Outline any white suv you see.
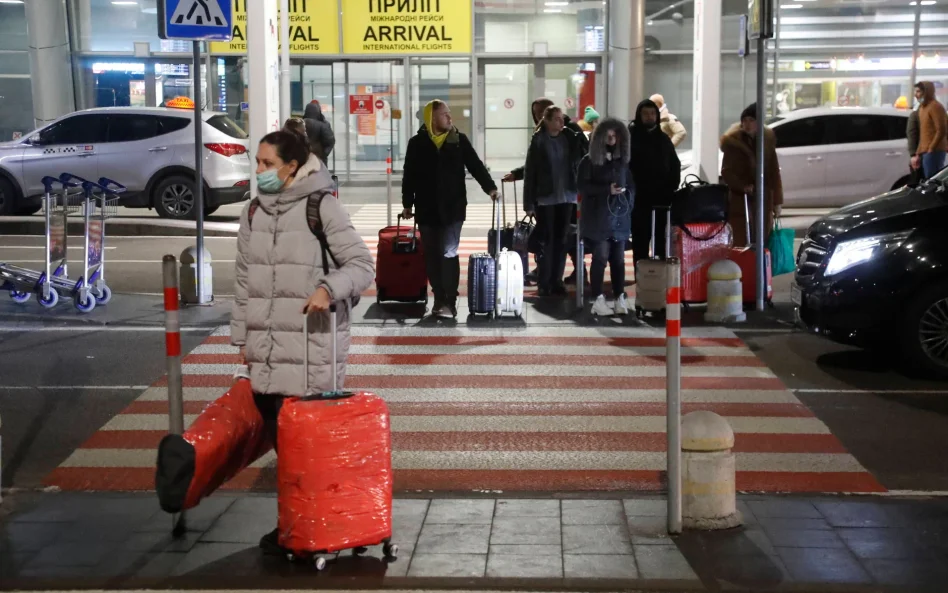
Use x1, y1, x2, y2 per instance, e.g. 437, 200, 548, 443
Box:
0, 107, 251, 219
679, 107, 913, 208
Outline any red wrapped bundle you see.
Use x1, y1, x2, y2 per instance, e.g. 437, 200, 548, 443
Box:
673, 222, 734, 303
277, 391, 393, 554
156, 378, 272, 513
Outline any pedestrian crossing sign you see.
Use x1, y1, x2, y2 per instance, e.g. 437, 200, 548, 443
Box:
158, 0, 233, 42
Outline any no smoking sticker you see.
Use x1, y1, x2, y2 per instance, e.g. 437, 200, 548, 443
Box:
504, 98, 514, 109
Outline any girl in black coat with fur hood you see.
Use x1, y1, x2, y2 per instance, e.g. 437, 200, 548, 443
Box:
578, 118, 633, 316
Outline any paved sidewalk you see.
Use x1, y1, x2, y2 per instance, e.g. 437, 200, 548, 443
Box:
2, 491, 947, 591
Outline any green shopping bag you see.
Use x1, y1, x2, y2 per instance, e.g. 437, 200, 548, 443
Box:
768, 220, 796, 276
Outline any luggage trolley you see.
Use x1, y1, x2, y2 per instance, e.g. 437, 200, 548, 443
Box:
0, 175, 83, 308
58, 174, 125, 312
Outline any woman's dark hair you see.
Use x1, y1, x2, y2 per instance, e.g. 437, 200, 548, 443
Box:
282, 117, 308, 145
260, 130, 310, 171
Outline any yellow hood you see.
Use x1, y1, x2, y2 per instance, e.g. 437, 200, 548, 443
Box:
424, 100, 449, 149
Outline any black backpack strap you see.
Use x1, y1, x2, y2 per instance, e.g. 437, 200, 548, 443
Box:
306, 190, 339, 275
677, 221, 728, 242
247, 198, 260, 229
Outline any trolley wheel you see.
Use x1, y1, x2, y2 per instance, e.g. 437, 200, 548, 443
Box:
314, 556, 327, 571
74, 293, 97, 313
383, 542, 398, 559
93, 285, 112, 305
377, 288, 386, 303
352, 546, 368, 556
10, 290, 31, 304
38, 287, 59, 309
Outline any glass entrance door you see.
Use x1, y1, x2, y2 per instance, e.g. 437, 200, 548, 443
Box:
479, 59, 602, 174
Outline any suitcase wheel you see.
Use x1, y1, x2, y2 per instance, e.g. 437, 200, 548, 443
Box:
285, 553, 327, 570
383, 541, 399, 559
353, 546, 368, 556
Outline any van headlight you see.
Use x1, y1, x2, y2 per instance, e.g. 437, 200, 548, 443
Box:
824, 232, 912, 277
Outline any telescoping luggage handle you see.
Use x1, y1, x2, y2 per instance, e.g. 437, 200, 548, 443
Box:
649, 205, 672, 260
393, 213, 417, 253
302, 306, 354, 401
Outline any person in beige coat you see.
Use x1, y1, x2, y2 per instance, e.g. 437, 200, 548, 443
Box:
231, 130, 374, 551
649, 94, 688, 148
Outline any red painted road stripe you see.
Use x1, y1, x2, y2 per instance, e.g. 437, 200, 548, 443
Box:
182, 353, 765, 367
203, 335, 746, 347
121, 400, 812, 418
161, 375, 785, 390
43, 467, 886, 493
78, 429, 844, 454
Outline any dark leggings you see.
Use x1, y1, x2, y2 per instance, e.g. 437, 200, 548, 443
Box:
420, 222, 463, 307
535, 203, 573, 290
254, 393, 283, 452
588, 238, 626, 299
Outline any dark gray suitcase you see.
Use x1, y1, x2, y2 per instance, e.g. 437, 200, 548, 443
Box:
467, 253, 496, 315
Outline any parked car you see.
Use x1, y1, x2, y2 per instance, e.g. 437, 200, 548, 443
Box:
792, 168, 948, 377
678, 107, 913, 208
0, 106, 251, 219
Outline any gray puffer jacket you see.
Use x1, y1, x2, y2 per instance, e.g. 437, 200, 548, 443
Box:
231, 155, 374, 396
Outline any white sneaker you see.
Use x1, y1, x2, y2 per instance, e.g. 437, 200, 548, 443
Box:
591, 294, 613, 316
614, 293, 630, 316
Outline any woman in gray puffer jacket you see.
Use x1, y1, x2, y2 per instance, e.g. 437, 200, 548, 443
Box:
231, 130, 374, 399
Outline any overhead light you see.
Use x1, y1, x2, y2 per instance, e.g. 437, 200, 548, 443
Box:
780, 3, 803, 7
545, 1, 569, 5
910, 1, 936, 4
111, 1, 138, 5
0, 1, 25, 4
544, 8, 563, 12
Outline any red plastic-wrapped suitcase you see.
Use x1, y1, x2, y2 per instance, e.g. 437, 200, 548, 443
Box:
727, 194, 773, 303
155, 372, 272, 513
277, 307, 396, 569
672, 222, 734, 303
376, 215, 427, 303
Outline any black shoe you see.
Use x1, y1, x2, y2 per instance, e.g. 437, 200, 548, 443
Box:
537, 287, 552, 298
551, 283, 569, 297
431, 299, 444, 317
259, 527, 283, 555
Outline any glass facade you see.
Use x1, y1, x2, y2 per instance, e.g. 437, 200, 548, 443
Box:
0, 1, 33, 141
1, 0, 941, 178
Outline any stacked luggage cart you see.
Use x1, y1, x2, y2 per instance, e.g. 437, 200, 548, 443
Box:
0, 173, 125, 313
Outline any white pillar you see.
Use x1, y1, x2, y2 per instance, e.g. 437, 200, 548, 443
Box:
25, 0, 75, 126
247, 0, 281, 197
608, 0, 645, 123
692, 0, 722, 182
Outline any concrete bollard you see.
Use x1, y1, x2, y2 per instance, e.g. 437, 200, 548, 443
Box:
179, 246, 213, 305
704, 259, 746, 323
681, 410, 743, 530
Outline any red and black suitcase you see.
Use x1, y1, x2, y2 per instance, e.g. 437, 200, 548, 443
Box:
672, 222, 734, 303
376, 215, 427, 303
276, 307, 396, 570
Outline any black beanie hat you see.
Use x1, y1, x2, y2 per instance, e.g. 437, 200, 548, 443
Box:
740, 103, 758, 121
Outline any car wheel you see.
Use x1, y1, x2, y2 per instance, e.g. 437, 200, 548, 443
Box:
154, 175, 197, 220
0, 177, 17, 216
901, 281, 948, 378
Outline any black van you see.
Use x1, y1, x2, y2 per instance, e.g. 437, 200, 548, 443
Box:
792, 168, 948, 377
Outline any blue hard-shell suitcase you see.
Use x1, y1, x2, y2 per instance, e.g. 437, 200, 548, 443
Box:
467, 253, 496, 315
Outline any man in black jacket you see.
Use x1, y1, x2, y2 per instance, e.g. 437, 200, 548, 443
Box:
629, 98, 680, 264
402, 100, 498, 318
303, 100, 335, 163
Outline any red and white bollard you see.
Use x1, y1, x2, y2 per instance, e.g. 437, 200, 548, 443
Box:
162, 254, 187, 534
666, 258, 682, 534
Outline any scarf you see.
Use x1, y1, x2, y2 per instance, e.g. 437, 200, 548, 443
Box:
424, 100, 449, 149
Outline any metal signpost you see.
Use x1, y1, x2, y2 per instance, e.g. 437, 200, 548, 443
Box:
748, 0, 774, 312
158, 0, 233, 305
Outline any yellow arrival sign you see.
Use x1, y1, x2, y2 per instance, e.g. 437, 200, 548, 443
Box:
343, 0, 472, 54
208, 0, 339, 55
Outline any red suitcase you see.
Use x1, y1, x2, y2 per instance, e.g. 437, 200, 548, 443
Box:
727, 194, 773, 303
277, 308, 396, 569
156, 372, 272, 513
672, 222, 733, 303
376, 215, 427, 303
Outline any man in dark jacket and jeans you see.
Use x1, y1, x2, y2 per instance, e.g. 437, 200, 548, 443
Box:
402, 99, 498, 318
303, 100, 335, 163
629, 98, 680, 264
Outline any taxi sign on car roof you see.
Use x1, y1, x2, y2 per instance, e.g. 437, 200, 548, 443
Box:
166, 96, 195, 109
